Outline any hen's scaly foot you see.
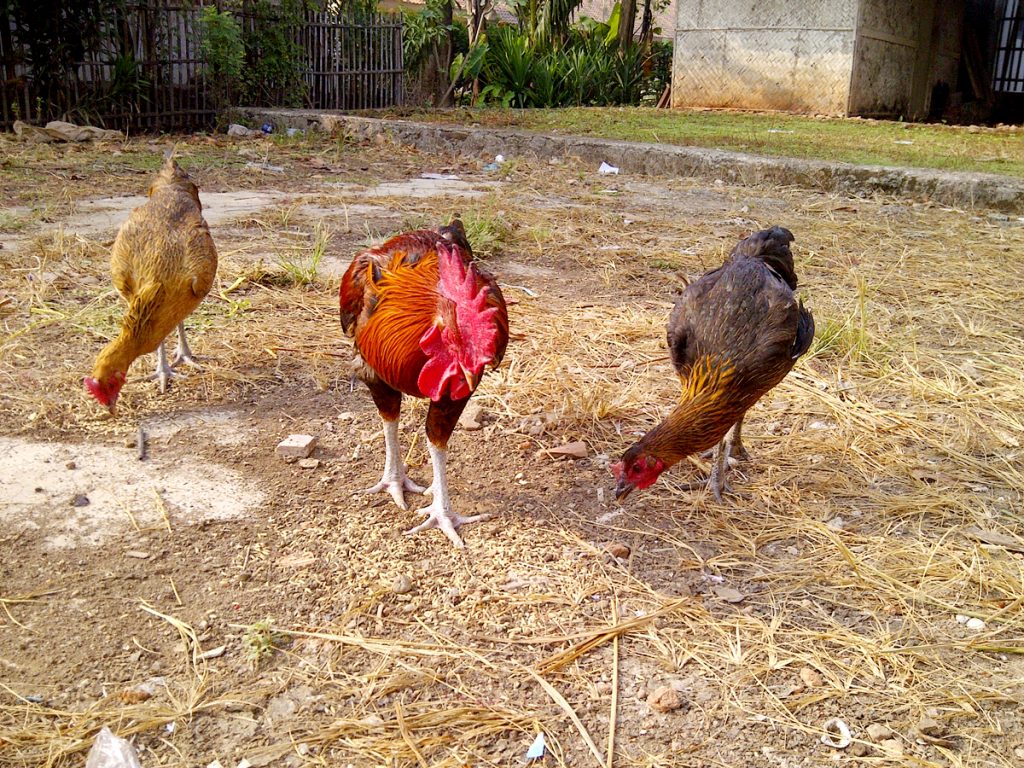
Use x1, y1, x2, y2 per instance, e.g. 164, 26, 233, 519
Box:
149, 344, 178, 394
405, 498, 489, 549
363, 474, 426, 511
171, 349, 201, 370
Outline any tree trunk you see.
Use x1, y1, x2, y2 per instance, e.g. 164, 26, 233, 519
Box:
617, 0, 637, 51
439, 0, 454, 106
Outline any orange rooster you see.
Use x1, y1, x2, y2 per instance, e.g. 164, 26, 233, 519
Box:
612, 226, 814, 501
340, 218, 509, 547
85, 156, 217, 413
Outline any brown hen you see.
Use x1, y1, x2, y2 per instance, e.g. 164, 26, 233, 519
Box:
612, 226, 814, 501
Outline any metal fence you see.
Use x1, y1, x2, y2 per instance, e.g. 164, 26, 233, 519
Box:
0, 1, 403, 132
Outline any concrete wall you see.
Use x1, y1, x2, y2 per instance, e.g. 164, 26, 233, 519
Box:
577, 0, 677, 40
671, 0, 858, 114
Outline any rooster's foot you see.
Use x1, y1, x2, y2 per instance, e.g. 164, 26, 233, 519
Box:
405, 500, 489, 549
679, 475, 747, 504
149, 343, 181, 394
363, 475, 426, 511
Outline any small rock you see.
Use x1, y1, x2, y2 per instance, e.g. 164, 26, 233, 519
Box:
545, 441, 588, 460
595, 681, 613, 696
65, 461, 76, 470
809, 420, 831, 430
297, 458, 320, 469
849, 742, 870, 757
826, 516, 845, 531
604, 542, 630, 560
277, 434, 317, 459
125, 550, 150, 559
955, 614, 969, 624
458, 403, 485, 431
647, 685, 683, 713
712, 585, 745, 603
391, 574, 413, 595
70, 494, 90, 507
879, 738, 903, 756
799, 667, 823, 688
965, 617, 985, 631
916, 716, 944, 738
866, 723, 889, 741
124, 435, 137, 447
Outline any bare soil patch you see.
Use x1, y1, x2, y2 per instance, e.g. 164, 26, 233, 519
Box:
1, 130, 1023, 768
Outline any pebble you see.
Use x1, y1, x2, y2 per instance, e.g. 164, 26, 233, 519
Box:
276, 434, 317, 459
125, 550, 150, 559
391, 574, 413, 595
595, 681, 613, 696
712, 585, 745, 603
458, 404, 485, 431
604, 542, 630, 560
647, 685, 684, 713
298, 458, 320, 469
916, 715, 944, 737
879, 738, 903, 756
866, 723, 889, 741
65, 461, 76, 470
544, 441, 589, 459
799, 667, 823, 688
70, 494, 90, 507
966, 617, 985, 630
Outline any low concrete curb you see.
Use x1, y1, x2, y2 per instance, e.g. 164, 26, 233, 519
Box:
243, 108, 1024, 214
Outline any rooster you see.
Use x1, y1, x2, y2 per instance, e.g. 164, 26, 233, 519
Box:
340, 218, 509, 548
612, 226, 814, 501
85, 156, 217, 414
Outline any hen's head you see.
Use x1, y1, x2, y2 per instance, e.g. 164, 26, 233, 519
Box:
418, 243, 500, 401
84, 370, 126, 415
611, 445, 667, 501
149, 156, 201, 207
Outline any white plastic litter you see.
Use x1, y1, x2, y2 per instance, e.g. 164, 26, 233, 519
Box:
598, 161, 619, 175
85, 727, 142, 768
526, 732, 546, 759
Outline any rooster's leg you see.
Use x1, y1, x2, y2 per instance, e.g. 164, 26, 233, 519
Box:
362, 381, 425, 510
171, 322, 200, 369
406, 441, 487, 549
406, 397, 488, 548
363, 417, 426, 510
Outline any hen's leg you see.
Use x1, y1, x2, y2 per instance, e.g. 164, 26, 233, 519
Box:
407, 397, 487, 548
701, 418, 750, 462
724, 417, 750, 462
362, 380, 425, 510
171, 322, 200, 369
150, 341, 174, 394
680, 440, 742, 502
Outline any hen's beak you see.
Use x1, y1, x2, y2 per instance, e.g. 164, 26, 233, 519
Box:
461, 365, 480, 392
107, 400, 118, 417
614, 479, 634, 501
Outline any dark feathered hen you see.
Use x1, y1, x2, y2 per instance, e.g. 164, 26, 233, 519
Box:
612, 226, 814, 501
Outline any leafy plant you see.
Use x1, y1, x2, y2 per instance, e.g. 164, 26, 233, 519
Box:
242, 618, 286, 666
198, 5, 244, 108
276, 221, 330, 286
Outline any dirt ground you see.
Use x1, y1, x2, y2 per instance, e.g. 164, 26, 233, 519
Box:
1, 129, 1023, 768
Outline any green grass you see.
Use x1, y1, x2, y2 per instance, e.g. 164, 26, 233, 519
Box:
386, 107, 1024, 178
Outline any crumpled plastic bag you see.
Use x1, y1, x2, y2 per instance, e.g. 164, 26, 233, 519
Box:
85, 727, 142, 768
13, 119, 122, 143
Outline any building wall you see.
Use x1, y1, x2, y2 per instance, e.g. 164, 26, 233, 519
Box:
576, 0, 677, 40
671, 0, 858, 114
848, 0, 964, 118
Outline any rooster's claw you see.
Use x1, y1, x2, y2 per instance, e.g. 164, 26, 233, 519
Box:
364, 475, 426, 511
405, 501, 490, 549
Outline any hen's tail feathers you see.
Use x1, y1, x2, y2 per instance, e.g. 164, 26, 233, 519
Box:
791, 301, 815, 360
732, 226, 798, 289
